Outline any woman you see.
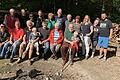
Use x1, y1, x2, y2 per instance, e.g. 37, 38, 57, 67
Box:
81, 15, 93, 59
42, 22, 63, 60
47, 13, 56, 30
91, 18, 100, 58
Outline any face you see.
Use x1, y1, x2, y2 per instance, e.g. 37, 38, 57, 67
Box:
75, 18, 79, 22
57, 9, 62, 17
21, 9, 26, 15
74, 31, 78, 37
84, 15, 89, 22
0, 27, 5, 32
9, 9, 15, 16
29, 14, 33, 19
38, 11, 42, 17
68, 24, 74, 32
42, 22, 47, 28
54, 23, 59, 30
94, 20, 99, 26
32, 28, 37, 33
101, 13, 107, 20
67, 15, 72, 21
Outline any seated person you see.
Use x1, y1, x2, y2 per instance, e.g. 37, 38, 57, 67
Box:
38, 21, 50, 60
69, 31, 79, 55
15, 20, 33, 64
1, 21, 24, 63
0, 24, 10, 58
42, 23, 63, 60
23, 27, 40, 56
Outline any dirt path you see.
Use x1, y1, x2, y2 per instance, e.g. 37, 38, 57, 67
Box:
0, 55, 120, 80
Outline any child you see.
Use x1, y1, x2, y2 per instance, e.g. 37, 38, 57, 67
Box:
68, 31, 79, 65
23, 27, 40, 55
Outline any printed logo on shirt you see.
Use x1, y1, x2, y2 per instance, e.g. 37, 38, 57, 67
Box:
100, 23, 107, 28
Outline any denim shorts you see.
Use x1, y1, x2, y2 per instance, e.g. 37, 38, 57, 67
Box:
98, 37, 109, 48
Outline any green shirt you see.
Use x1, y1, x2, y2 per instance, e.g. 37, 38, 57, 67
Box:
64, 29, 73, 41
47, 20, 56, 30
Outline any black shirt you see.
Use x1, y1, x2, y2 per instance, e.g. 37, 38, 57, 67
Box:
99, 19, 112, 37
38, 27, 50, 41
92, 25, 99, 41
0, 31, 10, 43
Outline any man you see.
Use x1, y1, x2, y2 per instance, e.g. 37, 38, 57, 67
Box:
98, 13, 113, 61
55, 8, 66, 31
0, 24, 10, 58
38, 21, 50, 60
65, 14, 72, 32
4, 8, 19, 33
61, 23, 77, 66
15, 20, 33, 64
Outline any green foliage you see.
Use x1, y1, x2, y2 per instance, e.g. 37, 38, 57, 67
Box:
0, 0, 120, 23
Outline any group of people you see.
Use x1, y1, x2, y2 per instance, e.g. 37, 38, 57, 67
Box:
0, 8, 113, 67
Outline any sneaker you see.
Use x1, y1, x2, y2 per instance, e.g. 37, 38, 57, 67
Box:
55, 56, 58, 60
10, 58, 14, 63
103, 57, 107, 61
15, 58, 21, 64
85, 56, 89, 60
28, 60, 31, 66
90, 55, 94, 58
70, 60, 73, 65
36, 52, 40, 55
98, 55, 103, 59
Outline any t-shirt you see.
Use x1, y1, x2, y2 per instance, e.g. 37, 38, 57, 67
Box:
73, 23, 81, 34
0, 31, 10, 43
38, 27, 50, 41
54, 30, 60, 42
99, 19, 112, 37
55, 16, 66, 30
81, 23, 92, 36
92, 25, 99, 41
47, 20, 56, 30
11, 28, 24, 40
64, 29, 74, 41
24, 27, 32, 42
29, 32, 40, 42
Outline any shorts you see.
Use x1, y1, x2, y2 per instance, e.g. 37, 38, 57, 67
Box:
98, 37, 109, 48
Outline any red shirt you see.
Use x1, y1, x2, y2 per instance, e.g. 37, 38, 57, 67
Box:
49, 29, 63, 44
11, 28, 24, 40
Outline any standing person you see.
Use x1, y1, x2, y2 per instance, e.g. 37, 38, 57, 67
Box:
98, 13, 113, 61
61, 23, 77, 66
42, 23, 64, 60
19, 9, 28, 28
15, 20, 33, 64
4, 8, 19, 33
0, 24, 10, 58
73, 16, 81, 34
36, 10, 44, 28
55, 8, 66, 30
47, 13, 56, 30
65, 14, 72, 32
29, 13, 35, 26
90, 18, 100, 58
38, 21, 50, 60
81, 15, 93, 59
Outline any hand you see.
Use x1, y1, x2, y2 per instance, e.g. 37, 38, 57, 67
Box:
109, 36, 112, 40
54, 42, 57, 46
9, 41, 13, 44
39, 41, 42, 44
70, 42, 74, 46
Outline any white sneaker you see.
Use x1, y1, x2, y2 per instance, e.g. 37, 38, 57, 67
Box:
98, 55, 103, 59
36, 52, 40, 55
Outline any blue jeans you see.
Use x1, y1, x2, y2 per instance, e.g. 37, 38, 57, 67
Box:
10, 40, 21, 59
43, 42, 49, 55
0, 44, 4, 54
0, 42, 11, 57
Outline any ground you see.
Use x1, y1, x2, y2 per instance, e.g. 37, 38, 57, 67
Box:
0, 45, 120, 80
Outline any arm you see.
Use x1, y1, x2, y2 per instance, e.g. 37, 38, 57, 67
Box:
109, 28, 113, 40
86, 26, 93, 36
64, 38, 73, 44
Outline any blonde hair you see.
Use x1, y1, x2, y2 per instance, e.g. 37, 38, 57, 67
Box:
83, 15, 91, 24
48, 13, 54, 19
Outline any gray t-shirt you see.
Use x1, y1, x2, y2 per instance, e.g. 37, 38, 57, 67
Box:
29, 32, 40, 42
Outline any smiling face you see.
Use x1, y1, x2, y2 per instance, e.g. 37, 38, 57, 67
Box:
101, 13, 107, 20
26, 20, 33, 28
15, 21, 20, 29
9, 9, 15, 16
57, 9, 62, 17
54, 23, 59, 30
68, 24, 74, 32
38, 10, 42, 17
